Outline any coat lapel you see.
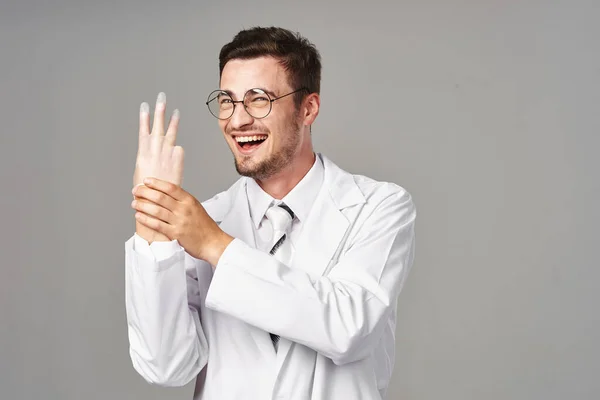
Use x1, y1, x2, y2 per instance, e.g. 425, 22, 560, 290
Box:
289, 154, 366, 277
216, 178, 277, 364
274, 154, 366, 373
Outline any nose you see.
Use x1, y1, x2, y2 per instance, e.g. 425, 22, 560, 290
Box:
228, 102, 254, 130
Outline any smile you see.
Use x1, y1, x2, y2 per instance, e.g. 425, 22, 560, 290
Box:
234, 134, 268, 154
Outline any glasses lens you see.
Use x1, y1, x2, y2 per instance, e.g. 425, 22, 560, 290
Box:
244, 89, 271, 119
207, 90, 234, 119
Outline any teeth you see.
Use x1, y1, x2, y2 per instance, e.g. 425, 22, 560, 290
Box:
235, 135, 267, 143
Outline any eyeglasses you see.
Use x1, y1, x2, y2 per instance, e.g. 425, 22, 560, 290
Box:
206, 87, 307, 120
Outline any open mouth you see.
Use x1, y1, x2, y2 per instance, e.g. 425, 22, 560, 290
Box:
235, 134, 268, 153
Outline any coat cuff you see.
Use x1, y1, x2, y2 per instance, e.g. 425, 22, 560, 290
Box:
205, 238, 252, 310
133, 233, 181, 263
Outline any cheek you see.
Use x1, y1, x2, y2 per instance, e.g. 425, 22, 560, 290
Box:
267, 114, 290, 135
262, 122, 278, 147
269, 115, 297, 143
218, 120, 227, 133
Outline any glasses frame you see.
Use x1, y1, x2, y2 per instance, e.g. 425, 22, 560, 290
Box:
206, 87, 308, 120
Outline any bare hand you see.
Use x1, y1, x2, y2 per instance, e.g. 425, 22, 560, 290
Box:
131, 178, 234, 265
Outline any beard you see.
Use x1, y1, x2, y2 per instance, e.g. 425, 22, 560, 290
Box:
233, 117, 302, 180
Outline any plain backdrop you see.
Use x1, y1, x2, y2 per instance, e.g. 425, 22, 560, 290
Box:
1, 0, 598, 399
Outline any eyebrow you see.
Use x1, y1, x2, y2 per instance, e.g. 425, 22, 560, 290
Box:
261, 88, 278, 98
220, 88, 278, 99
221, 89, 235, 98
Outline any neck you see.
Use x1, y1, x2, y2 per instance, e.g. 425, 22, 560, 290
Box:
256, 151, 316, 200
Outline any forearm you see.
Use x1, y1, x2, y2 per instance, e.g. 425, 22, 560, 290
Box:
125, 237, 208, 386
205, 240, 392, 365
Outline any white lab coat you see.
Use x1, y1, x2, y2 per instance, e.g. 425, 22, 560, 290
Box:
125, 154, 416, 400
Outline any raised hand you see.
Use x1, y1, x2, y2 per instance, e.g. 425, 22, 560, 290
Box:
133, 92, 184, 187
132, 92, 184, 243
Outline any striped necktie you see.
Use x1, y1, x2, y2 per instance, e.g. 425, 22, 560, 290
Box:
265, 203, 294, 352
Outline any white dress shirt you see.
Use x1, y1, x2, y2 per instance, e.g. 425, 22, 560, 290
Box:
246, 155, 323, 254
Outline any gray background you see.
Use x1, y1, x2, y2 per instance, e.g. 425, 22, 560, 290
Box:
1, 0, 598, 399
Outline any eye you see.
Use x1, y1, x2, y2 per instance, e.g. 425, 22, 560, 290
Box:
219, 98, 232, 104
248, 96, 269, 104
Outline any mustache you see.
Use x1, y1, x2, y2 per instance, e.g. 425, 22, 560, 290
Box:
226, 126, 269, 135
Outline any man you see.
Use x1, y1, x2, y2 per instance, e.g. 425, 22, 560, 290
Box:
125, 27, 416, 400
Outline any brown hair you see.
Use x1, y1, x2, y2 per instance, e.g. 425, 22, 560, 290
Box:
219, 26, 322, 107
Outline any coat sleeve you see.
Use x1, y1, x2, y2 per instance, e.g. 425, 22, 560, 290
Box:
125, 235, 209, 386
204, 188, 416, 365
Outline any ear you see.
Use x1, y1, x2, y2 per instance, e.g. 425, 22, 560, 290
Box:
302, 92, 320, 127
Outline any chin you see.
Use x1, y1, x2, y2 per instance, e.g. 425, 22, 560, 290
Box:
235, 159, 265, 179
234, 154, 282, 180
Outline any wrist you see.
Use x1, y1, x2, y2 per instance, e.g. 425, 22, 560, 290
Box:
205, 231, 234, 266
133, 194, 170, 244
135, 221, 170, 244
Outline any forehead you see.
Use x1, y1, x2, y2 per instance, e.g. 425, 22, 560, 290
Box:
220, 56, 291, 96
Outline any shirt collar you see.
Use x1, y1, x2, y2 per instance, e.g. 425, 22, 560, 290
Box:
246, 154, 324, 229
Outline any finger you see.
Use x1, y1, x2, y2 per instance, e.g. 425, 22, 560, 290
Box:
151, 92, 166, 136
133, 184, 179, 210
134, 211, 173, 239
132, 198, 174, 224
132, 183, 143, 199
142, 177, 186, 202
165, 109, 180, 146
139, 102, 150, 138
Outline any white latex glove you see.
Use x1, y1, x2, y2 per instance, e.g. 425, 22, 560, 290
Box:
132, 92, 184, 243
133, 92, 184, 187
